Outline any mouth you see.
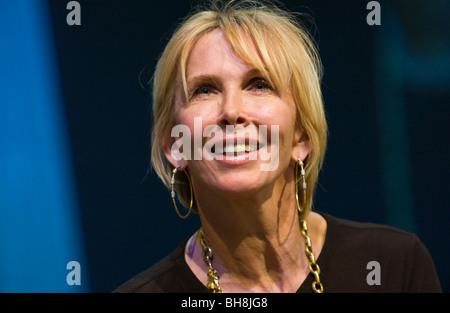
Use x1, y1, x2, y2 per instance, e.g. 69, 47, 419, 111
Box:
198, 131, 279, 170
211, 142, 261, 156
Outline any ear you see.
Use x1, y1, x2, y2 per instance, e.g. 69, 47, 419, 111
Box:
162, 135, 187, 170
291, 131, 311, 163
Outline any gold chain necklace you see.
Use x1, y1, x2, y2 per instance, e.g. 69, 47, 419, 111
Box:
197, 218, 324, 293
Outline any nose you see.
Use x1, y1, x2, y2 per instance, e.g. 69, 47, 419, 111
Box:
217, 89, 248, 128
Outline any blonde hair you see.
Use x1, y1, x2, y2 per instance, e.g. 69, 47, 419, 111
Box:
151, 0, 327, 217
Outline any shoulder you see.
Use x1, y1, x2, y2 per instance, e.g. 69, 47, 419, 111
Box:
325, 213, 419, 248
114, 239, 205, 293
320, 213, 442, 292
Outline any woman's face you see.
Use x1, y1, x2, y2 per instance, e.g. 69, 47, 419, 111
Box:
167, 29, 308, 197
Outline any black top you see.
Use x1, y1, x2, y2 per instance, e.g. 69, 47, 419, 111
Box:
114, 213, 442, 293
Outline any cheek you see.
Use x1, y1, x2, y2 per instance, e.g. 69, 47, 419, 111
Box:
257, 102, 296, 138
251, 95, 295, 122
173, 106, 219, 154
176, 115, 214, 140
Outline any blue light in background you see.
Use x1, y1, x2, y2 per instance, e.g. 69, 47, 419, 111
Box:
0, 0, 89, 292
374, 4, 416, 233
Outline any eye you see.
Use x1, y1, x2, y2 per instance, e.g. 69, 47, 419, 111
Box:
248, 78, 273, 93
255, 81, 268, 89
197, 87, 212, 95
190, 85, 216, 100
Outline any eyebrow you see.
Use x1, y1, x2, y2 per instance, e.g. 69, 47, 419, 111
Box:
186, 74, 220, 89
186, 68, 267, 88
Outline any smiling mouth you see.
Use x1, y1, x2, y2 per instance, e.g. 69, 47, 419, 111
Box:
211, 142, 261, 156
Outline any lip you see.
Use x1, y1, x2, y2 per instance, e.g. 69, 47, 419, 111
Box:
204, 136, 266, 165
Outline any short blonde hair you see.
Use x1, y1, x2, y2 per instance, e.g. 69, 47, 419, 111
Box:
151, 0, 327, 217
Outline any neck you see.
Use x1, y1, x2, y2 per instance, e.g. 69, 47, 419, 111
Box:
189, 177, 312, 293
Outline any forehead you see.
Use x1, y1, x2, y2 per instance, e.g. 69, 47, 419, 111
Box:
186, 29, 255, 78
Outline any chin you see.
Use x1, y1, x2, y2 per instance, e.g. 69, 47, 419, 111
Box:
211, 171, 274, 196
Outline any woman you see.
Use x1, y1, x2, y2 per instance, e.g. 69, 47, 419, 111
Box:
115, 0, 441, 293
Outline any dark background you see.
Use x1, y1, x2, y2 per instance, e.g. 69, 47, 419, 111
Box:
48, 0, 449, 292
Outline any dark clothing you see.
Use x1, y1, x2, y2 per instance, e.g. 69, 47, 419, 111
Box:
114, 213, 442, 293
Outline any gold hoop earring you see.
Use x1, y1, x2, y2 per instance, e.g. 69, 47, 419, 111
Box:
171, 167, 193, 219
295, 159, 307, 213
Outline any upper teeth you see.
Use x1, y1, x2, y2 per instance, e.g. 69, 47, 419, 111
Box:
215, 143, 258, 154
